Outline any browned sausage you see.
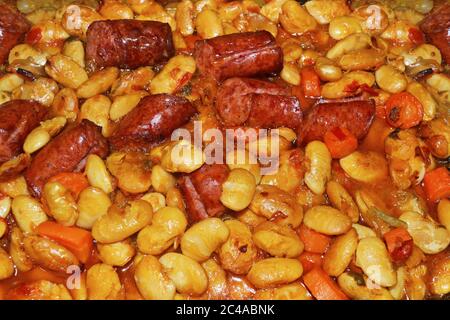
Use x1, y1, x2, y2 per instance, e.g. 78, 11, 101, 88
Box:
194, 31, 283, 82
25, 120, 108, 197
85, 20, 175, 71
215, 77, 302, 129
0, 4, 30, 65
0, 100, 47, 164
297, 98, 375, 145
420, 3, 450, 64
109, 94, 197, 152
178, 164, 229, 223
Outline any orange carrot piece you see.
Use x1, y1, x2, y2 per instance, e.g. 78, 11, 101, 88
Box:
385, 92, 424, 129
300, 66, 321, 98
423, 167, 450, 202
324, 127, 358, 159
48, 172, 89, 199
36, 221, 93, 263
383, 227, 413, 262
298, 224, 331, 254
303, 267, 348, 300
299, 252, 323, 273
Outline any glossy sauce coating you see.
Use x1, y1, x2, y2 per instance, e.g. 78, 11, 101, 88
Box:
25, 120, 108, 197
0, 100, 47, 164
85, 19, 175, 71
109, 94, 197, 151
194, 31, 283, 82
215, 77, 302, 129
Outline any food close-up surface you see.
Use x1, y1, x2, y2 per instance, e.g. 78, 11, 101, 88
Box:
0, 0, 449, 301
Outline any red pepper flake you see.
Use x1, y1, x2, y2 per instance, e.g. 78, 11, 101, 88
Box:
344, 80, 360, 93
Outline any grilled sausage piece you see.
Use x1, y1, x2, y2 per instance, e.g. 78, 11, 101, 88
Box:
85, 19, 175, 71
297, 99, 375, 145
0, 100, 47, 164
109, 94, 197, 152
194, 31, 283, 82
179, 164, 230, 223
420, 3, 450, 64
25, 120, 108, 197
0, 3, 30, 65
215, 77, 302, 129
0, 4, 30, 65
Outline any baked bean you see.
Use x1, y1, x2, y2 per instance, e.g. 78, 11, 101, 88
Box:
321, 71, 375, 99
438, 199, 450, 233
305, 0, 350, 24
375, 65, 408, 94
86, 263, 122, 300
61, 4, 102, 39
63, 40, 85, 68
304, 205, 352, 236
0, 176, 29, 198
279, 1, 317, 35
12, 78, 59, 107
109, 92, 147, 121
80, 95, 111, 137
254, 283, 312, 300
76, 187, 111, 230
220, 168, 256, 212
85, 154, 114, 194
0, 247, 14, 280
314, 57, 343, 82
0, 196, 10, 219
159, 253, 208, 296
326, 181, 359, 223
250, 185, 303, 228
106, 152, 152, 194
329, 16, 363, 40
247, 258, 303, 289
406, 82, 437, 121
326, 33, 372, 60
160, 140, 205, 174
45, 54, 89, 89
51, 88, 79, 122
43, 181, 78, 226
176, 0, 195, 36
253, 221, 304, 258
100, 0, 134, 20
338, 272, 394, 300
140, 192, 166, 212
339, 49, 386, 71
196, 8, 223, 39
97, 240, 135, 267
218, 219, 257, 275
92, 200, 153, 244
12, 195, 48, 233
149, 55, 196, 95
134, 255, 176, 300
400, 211, 450, 254
339, 151, 388, 183
150, 165, 177, 195
323, 228, 358, 276
356, 237, 397, 287
9, 227, 33, 272
77, 67, 119, 99
23, 235, 79, 272
137, 206, 187, 255
304, 141, 332, 196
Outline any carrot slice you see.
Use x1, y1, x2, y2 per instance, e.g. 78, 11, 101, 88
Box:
48, 172, 89, 199
299, 252, 323, 273
423, 167, 450, 202
385, 92, 424, 129
298, 224, 331, 254
36, 221, 93, 263
300, 66, 321, 98
303, 267, 348, 300
324, 127, 358, 159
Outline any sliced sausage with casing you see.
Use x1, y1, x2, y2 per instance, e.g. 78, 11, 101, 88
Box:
297, 99, 375, 145
194, 31, 283, 82
215, 77, 302, 129
109, 94, 197, 152
0, 4, 30, 65
25, 120, 108, 198
85, 19, 175, 71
